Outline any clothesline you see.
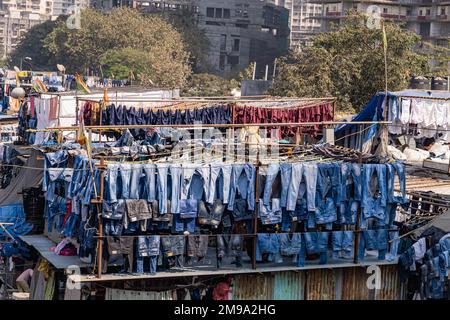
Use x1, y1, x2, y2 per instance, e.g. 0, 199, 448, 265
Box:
26, 121, 392, 132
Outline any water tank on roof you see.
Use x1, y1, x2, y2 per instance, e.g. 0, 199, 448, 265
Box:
410, 76, 432, 90
431, 76, 449, 91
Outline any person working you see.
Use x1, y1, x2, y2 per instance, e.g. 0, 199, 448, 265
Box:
16, 268, 33, 293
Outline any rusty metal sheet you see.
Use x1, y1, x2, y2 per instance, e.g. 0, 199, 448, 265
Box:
233, 274, 274, 300
273, 271, 305, 300
376, 265, 404, 300
305, 269, 336, 300
341, 267, 371, 300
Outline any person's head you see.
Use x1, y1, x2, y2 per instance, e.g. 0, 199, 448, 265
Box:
423, 138, 435, 151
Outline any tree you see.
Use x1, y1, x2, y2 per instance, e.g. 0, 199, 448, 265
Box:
418, 40, 450, 76
270, 13, 429, 112
153, 9, 211, 73
8, 18, 61, 70
44, 8, 191, 88
181, 73, 238, 97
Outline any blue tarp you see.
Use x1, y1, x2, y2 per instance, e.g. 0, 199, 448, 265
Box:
335, 90, 450, 145
0, 203, 33, 239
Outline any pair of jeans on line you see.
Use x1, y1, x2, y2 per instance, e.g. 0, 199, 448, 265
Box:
358, 229, 388, 260
259, 198, 282, 225
277, 163, 317, 212
280, 233, 302, 263
256, 233, 282, 262
332, 231, 354, 259
227, 163, 256, 212
136, 235, 160, 274
298, 232, 330, 266
361, 164, 388, 226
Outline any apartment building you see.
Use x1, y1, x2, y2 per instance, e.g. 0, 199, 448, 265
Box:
272, 0, 323, 50
310, 0, 450, 47
0, 0, 90, 59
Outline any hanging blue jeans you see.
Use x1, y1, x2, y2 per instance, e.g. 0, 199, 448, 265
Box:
119, 164, 132, 199
228, 163, 255, 211
387, 162, 408, 205
156, 164, 170, 214
358, 229, 388, 260
259, 198, 282, 225
207, 164, 222, 204
331, 231, 354, 259
340, 163, 362, 202
263, 163, 280, 206
280, 233, 302, 262
386, 230, 400, 262
136, 236, 160, 274
286, 163, 318, 212
143, 164, 156, 201
255, 233, 281, 262
219, 165, 232, 205
301, 232, 329, 265
170, 165, 183, 213
361, 164, 387, 221
280, 163, 292, 208
129, 164, 143, 199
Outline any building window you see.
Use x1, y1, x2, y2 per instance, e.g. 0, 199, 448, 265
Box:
235, 23, 248, 28
419, 9, 423, 16
223, 8, 230, 19
219, 54, 226, 70
441, 8, 445, 15
215, 8, 223, 18
383, 8, 388, 13
206, 7, 214, 18
232, 38, 240, 52
426, 9, 431, 15
228, 56, 239, 66
220, 34, 227, 51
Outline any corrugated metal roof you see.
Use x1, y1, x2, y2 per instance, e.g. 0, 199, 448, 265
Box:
376, 265, 404, 300
233, 274, 274, 300
341, 267, 371, 300
305, 269, 336, 300
273, 271, 305, 300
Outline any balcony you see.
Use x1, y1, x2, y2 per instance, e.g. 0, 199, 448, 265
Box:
436, 14, 449, 20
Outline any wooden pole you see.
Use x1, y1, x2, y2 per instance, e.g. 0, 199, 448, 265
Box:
252, 152, 261, 270
96, 157, 105, 278
353, 152, 363, 264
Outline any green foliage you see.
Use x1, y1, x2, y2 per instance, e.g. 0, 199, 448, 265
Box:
418, 40, 450, 76
270, 13, 429, 112
8, 18, 62, 70
181, 73, 238, 97
43, 8, 191, 88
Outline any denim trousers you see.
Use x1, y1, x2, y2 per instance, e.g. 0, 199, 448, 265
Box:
331, 231, 354, 259
358, 229, 388, 260
299, 232, 329, 266
286, 163, 318, 212
340, 162, 362, 202
156, 164, 170, 214
387, 162, 408, 204
263, 163, 280, 206
256, 233, 281, 262
280, 233, 302, 262
228, 163, 255, 211
136, 236, 160, 274
143, 164, 156, 201
362, 164, 387, 219
259, 198, 282, 225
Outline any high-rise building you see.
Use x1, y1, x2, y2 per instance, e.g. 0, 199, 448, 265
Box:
94, 0, 290, 78
0, 0, 90, 59
272, 0, 323, 50
309, 0, 450, 48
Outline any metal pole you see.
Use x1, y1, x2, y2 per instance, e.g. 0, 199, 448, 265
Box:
252, 62, 256, 80
264, 65, 269, 81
